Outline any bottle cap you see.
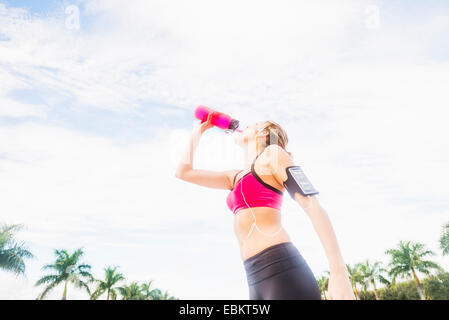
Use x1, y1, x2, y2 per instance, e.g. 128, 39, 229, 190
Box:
228, 119, 240, 131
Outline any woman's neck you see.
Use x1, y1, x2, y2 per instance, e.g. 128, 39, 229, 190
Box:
243, 142, 265, 169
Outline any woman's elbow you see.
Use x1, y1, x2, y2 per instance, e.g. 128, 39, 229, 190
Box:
175, 171, 184, 180
175, 164, 192, 180
175, 168, 190, 180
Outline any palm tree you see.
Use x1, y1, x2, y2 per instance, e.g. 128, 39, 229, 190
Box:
317, 272, 330, 300
90, 266, 125, 300
440, 222, 449, 256
141, 280, 161, 300
35, 248, 93, 300
118, 282, 144, 300
147, 288, 162, 300
0, 224, 34, 276
160, 290, 178, 300
385, 241, 443, 300
346, 264, 363, 300
358, 260, 390, 300
144, 287, 177, 300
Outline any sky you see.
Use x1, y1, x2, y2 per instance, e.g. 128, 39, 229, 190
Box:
1, 0, 449, 300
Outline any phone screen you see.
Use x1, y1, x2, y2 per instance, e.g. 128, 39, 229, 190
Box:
288, 166, 319, 196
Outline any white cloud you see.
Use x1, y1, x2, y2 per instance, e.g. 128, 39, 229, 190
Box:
0, 98, 48, 118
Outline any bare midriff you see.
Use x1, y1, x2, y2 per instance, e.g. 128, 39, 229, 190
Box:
234, 206, 291, 261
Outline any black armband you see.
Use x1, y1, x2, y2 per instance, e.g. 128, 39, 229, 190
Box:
283, 166, 319, 198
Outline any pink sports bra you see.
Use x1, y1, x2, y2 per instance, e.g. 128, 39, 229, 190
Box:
226, 154, 283, 214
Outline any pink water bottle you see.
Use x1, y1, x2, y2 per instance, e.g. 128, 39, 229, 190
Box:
194, 105, 242, 132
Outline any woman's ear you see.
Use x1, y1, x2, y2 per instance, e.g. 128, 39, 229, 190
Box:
256, 128, 269, 137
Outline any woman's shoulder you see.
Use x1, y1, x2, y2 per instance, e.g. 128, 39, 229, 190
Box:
253, 146, 288, 192
260, 145, 294, 177
226, 169, 244, 190
262, 145, 293, 164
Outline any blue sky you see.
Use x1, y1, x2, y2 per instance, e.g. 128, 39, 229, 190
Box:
2, 0, 190, 142
1, 0, 449, 299
4, 0, 59, 13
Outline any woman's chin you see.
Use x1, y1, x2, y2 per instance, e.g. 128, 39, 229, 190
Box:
235, 141, 247, 149
234, 136, 242, 145
234, 133, 249, 147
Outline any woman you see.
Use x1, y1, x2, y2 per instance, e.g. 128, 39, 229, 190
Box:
175, 112, 355, 300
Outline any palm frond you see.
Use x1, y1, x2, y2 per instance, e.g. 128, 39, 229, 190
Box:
439, 222, 449, 255
37, 281, 60, 300
0, 224, 34, 276
35, 274, 61, 286
35, 247, 93, 299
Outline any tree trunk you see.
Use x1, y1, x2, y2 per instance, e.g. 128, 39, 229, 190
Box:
62, 281, 68, 300
411, 269, 425, 300
372, 281, 380, 300
107, 290, 110, 300
352, 285, 360, 300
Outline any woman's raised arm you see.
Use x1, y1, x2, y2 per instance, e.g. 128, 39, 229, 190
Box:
267, 144, 355, 300
175, 112, 238, 190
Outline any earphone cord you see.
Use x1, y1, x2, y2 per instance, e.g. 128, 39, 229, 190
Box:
240, 175, 312, 241
240, 175, 315, 239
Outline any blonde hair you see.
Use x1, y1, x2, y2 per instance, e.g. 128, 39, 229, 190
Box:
259, 120, 292, 157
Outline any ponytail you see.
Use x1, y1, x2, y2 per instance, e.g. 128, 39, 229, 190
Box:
262, 121, 291, 159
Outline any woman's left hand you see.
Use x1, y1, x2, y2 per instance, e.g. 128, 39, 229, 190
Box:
327, 270, 356, 300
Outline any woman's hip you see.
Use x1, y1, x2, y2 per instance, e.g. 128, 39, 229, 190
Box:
243, 241, 321, 300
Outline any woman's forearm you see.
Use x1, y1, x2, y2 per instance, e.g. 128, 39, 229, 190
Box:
175, 126, 203, 177
295, 194, 347, 274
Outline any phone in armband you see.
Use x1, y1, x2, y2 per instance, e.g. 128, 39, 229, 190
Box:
283, 165, 319, 198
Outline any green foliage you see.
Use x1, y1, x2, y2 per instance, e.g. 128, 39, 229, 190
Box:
377, 280, 416, 300
357, 272, 449, 300
385, 240, 443, 299
378, 280, 421, 300
357, 260, 390, 299
326, 223, 449, 300
0, 224, 34, 276
6, 220, 449, 300
440, 222, 449, 256
35, 248, 94, 300
116, 281, 179, 300
316, 272, 329, 300
117, 282, 144, 300
358, 290, 376, 300
385, 241, 442, 281
422, 272, 449, 300
90, 266, 125, 300
346, 264, 364, 299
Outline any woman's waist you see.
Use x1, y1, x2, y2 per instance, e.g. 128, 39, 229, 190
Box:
234, 207, 282, 230
233, 207, 290, 260
244, 241, 298, 264
237, 233, 292, 261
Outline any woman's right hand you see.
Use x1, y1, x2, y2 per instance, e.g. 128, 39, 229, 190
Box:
195, 111, 215, 134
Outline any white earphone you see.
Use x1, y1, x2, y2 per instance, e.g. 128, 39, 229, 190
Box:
240, 162, 314, 239
238, 127, 315, 240
239, 163, 284, 239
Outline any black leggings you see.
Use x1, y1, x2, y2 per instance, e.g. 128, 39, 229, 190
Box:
243, 242, 321, 300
